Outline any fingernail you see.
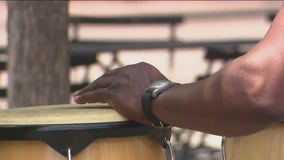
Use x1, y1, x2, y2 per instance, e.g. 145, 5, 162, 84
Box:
73, 90, 80, 96
74, 95, 80, 101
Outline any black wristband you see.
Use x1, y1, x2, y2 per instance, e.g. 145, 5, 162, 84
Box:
142, 92, 169, 127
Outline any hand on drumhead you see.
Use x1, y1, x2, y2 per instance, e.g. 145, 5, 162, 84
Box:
73, 62, 168, 124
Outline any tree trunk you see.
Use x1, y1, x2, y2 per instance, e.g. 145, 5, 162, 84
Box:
7, 1, 69, 108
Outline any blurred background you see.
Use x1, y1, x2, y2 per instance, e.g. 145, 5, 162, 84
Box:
0, 1, 282, 160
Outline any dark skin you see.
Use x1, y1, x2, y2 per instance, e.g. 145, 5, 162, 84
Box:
74, 4, 284, 137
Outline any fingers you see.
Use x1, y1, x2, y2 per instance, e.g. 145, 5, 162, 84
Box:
73, 68, 122, 103
74, 88, 110, 104
73, 75, 114, 96
73, 71, 117, 104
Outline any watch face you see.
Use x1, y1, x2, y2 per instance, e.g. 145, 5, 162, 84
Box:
150, 80, 171, 89
147, 80, 172, 97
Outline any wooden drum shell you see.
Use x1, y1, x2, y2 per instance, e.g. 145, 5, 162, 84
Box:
0, 136, 165, 160
223, 124, 284, 160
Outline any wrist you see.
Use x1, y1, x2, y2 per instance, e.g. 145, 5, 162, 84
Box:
141, 80, 179, 127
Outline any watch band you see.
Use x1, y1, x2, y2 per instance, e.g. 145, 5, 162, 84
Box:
142, 92, 169, 127
141, 80, 179, 128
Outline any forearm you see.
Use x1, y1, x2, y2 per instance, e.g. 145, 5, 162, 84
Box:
152, 61, 273, 137
152, 3, 284, 136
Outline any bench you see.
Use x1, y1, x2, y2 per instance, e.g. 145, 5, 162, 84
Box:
1, 12, 267, 96
69, 15, 184, 69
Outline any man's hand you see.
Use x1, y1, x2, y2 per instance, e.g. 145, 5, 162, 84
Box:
73, 62, 168, 124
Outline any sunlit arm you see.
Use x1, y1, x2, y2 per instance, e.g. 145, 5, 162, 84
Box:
153, 4, 284, 136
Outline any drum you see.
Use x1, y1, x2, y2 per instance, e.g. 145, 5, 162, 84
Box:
222, 124, 284, 160
0, 103, 172, 160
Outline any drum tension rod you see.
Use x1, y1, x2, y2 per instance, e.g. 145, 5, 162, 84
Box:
67, 147, 72, 160
165, 138, 175, 160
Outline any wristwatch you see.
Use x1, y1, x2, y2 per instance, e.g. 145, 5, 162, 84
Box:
141, 80, 179, 128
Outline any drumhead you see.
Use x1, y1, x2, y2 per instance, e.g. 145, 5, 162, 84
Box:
0, 103, 126, 125
0, 103, 171, 156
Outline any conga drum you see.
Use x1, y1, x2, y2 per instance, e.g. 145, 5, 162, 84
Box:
0, 103, 173, 160
222, 124, 284, 160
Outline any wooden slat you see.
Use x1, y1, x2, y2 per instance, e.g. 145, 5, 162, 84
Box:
69, 15, 183, 25
69, 39, 259, 54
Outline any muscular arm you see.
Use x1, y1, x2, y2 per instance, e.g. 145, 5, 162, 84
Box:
153, 53, 284, 136
74, 4, 284, 136
153, 4, 284, 136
